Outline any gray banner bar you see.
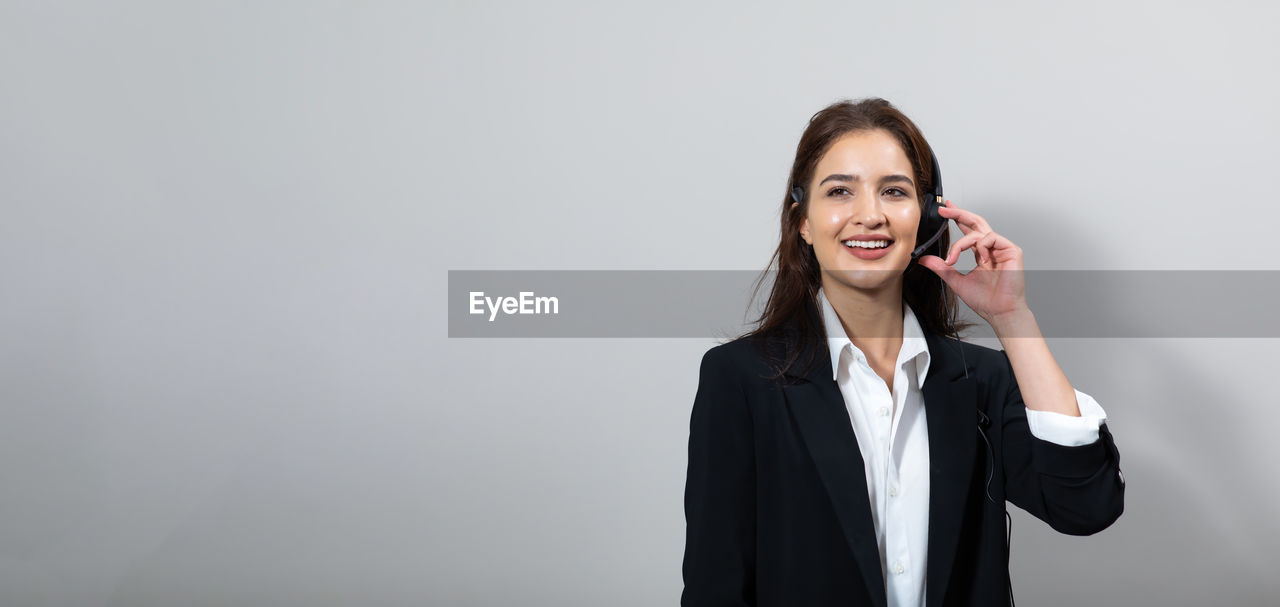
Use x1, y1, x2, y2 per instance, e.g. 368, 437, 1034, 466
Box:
448, 270, 1280, 338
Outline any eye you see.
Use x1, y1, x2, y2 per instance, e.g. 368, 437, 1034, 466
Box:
884, 187, 909, 198
826, 187, 851, 197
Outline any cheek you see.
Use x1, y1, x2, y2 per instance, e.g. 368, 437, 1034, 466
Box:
893, 206, 922, 231
816, 208, 849, 233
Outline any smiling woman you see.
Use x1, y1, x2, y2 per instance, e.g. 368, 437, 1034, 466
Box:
681, 98, 1126, 607
749, 101, 973, 381
800, 130, 927, 291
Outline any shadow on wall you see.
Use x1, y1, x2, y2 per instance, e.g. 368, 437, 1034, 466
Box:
970, 199, 1280, 605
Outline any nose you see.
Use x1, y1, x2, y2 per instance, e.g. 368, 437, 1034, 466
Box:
851, 188, 886, 228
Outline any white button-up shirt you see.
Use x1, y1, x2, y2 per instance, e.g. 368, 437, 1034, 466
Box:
817, 288, 1107, 607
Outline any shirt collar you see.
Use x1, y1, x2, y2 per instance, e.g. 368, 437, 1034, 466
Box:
818, 286, 931, 388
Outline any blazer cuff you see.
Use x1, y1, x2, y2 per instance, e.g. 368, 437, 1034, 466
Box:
1025, 389, 1107, 447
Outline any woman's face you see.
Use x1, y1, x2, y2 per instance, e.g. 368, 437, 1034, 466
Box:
796, 129, 922, 294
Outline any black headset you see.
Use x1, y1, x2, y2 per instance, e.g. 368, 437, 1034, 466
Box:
790, 150, 950, 262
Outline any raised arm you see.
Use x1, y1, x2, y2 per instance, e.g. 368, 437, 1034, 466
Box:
996, 348, 1125, 535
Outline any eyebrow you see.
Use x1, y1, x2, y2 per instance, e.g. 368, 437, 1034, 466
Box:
818, 173, 915, 187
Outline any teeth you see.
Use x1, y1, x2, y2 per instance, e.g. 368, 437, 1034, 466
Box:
843, 240, 890, 249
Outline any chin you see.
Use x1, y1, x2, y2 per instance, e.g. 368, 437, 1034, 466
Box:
824, 265, 906, 292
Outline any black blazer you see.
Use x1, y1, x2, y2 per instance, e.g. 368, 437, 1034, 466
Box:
681, 323, 1124, 607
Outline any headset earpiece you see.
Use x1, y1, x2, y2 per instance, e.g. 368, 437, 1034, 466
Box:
910, 151, 950, 262
790, 185, 804, 203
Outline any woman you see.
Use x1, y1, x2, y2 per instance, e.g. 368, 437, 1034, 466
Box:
681, 98, 1124, 607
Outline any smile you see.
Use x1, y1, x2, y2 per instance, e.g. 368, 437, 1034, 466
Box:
842, 239, 891, 249
841, 239, 893, 260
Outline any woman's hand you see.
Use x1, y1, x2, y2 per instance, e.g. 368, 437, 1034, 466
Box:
916, 199, 1030, 325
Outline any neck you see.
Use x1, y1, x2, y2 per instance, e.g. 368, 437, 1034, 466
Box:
821, 276, 904, 362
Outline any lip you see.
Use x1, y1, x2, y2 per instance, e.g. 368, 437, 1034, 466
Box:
842, 234, 893, 241
842, 239, 893, 260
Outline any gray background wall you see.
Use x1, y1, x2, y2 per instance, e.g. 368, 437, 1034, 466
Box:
3, 1, 1278, 605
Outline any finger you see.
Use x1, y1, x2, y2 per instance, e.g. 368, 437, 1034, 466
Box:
945, 230, 988, 265
993, 231, 1020, 253
943, 233, 974, 265
978, 231, 999, 267
917, 254, 964, 286
938, 199, 992, 234
987, 231, 1024, 269
937, 200, 975, 236
940, 201, 989, 232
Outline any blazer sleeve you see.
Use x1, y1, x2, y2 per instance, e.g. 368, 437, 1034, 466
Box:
681, 346, 756, 606
997, 351, 1125, 536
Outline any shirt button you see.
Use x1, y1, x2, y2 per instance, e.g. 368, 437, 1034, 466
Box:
889, 486, 898, 497
878, 406, 890, 417
894, 562, 905, 574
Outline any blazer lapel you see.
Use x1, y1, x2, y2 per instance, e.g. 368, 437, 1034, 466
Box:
922, 333, 978, 607
778, 325, 979, 607
782, 334, 888, 607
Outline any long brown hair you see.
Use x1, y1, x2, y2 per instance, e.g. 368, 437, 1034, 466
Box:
742, 97, 973, 380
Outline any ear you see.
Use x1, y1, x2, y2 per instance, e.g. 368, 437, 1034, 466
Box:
792, 203, 812, 245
